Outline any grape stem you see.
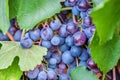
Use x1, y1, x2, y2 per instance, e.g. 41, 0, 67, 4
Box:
6, 32, 15, 41
61, 7, 72, 11
102, 74, 106, 80
75, 57, 78, 67
54, 15, 62, 25
72, 15, 78, 24
113, 67, 116, 80
21, 29, 26, 38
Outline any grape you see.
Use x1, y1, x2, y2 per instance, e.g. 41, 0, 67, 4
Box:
59, 36, 65, 45
77, 0, 90, 12
24, 32, 30, 38
50, 20, 60, 30
29, 28, 41, 41
80, 11, 88, 18
70, 46, 82, 57
8, 26, 17, 36
73, 31, 86, 46
72, 6, 79, 16
52, 53, 61, 64
49, 58, 57, 68
59, 44, 69, 52
70, 61, 76, 67
58, 63, 66, 70
42, 40, 52, 48
79, 61, 87, 66
49, 46, 58, 53
27, 68, 39, 79
14, 30, 22, 41
66, 22, 78, 34
65, 35, 74, 47
62, 51, 74, 64
57, 68, 64, 74
83, 16, 93, 26
87, 58, 98, 70
79, 49, 89, 61
0, 31, 9, 41
44, 51, 52, 59
58, 24, 68, 37
20, 37, 33, 49
67, 0, 78, 6
41, 27, 53, 40
59, 74, 69, 80
37, 71, 47, 80
83, 26, 95, 39
47, 70, 57, 80
51, 36, 60, 46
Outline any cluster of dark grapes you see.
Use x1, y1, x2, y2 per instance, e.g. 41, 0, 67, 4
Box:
0, 0, 101, 80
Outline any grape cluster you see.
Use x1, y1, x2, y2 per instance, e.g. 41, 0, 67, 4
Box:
0, 0, 100, 80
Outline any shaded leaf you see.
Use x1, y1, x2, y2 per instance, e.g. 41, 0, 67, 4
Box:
90, 32, 120, 74
71, 66, 98, 80
0, 57, 22, 80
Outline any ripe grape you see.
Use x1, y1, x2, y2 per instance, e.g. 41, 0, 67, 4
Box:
50, 20, 60, 30
73, 31, 86, 46
51, 36, 60, 46
62, 51, 74, 64
37, 71, 47, 80
20, 37, 33, 49
27, 68, 39, 79
41, 27, 53, 40
29, 28, 41, 41
42, 40, 52, 48
14, 30, 22, 41
70, 46, 82, 57
65, 35, 74, 47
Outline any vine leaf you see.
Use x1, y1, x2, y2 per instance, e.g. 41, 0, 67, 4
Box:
0, 0, 10, 34
0, 41, 47, 71
91, 0, 120, 44
70, 66, 98, 80
0, 58, 22, 80
9, 0, 62, 29
90, 32, 120, 74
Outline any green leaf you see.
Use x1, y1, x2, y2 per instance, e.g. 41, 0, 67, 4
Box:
70, 66, 98, 80
91, 0, 120, 44
0, 57, 22, 80
90, 32, 120, 74
0, 41, 47, 71
93, 0, 104, 7
9, 0, 62, 29
0, 0, 10, 33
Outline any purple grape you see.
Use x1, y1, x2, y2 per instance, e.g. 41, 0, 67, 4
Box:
59, 36, 65, 45
47, 70, 57, 80
77, 0, 90, 12
72, 6, 79, 16
65, 35, 74, 47
70, 46, 82, 57
79, 49, 89, 61
44, 51, 52, 59
59, 74, 69, 80
14, 30, 22, 41
73, 31, 86, 46
59, 44, 69, 52
52, 53, 61, 64
87, 58, 98, 70
42, 40, 52, 48
20, 37, 33, 49
49, 58, 57, 68
50, 20, 60, 30
58, 63, 66, 70
41, 27, 53, 40
29, 28, 41, 41
51, 36, 60, 46
62, 51, 74, 64
27, 68, 39, 79
58, 24, 68, 37
80, 11, 88, 18
83, 16, 93, 26
37, 71, 47, 80
79, 61, 87, 66
66, 22, 78, 34
49, 46, 58, 53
